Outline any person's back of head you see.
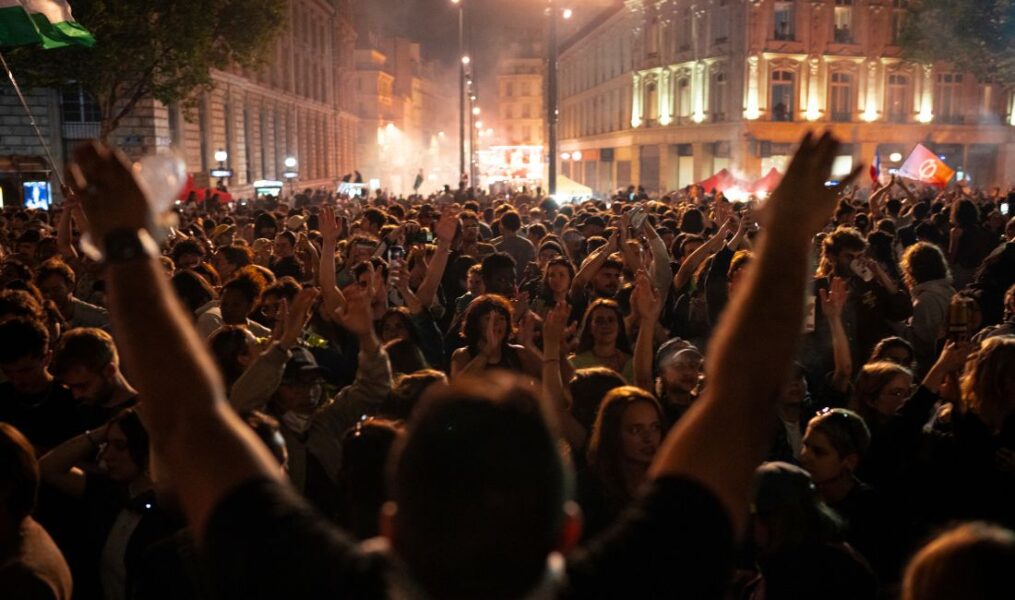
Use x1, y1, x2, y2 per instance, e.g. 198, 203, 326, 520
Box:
50, 327, 118, 379
390, 374, 570, 599
385, 369, 447, 420
340, 418, 402, 540
903, 522, 1015, 600
500, 211, 522, 234
171, 270, 216, 315
0, 317, 49, 366
0, 289, 45, 323
0, 423, 38, 523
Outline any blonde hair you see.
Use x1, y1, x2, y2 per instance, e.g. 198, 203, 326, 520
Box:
960, 337, 1015, 425
903, 522, 1015, 600
849, 361, 913, 424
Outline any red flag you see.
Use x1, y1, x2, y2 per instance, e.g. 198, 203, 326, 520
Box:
897, 144, 954, 188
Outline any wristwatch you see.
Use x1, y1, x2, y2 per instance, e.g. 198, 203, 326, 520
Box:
102, 229, 160, 264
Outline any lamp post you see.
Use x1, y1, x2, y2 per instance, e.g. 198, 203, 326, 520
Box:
213, 149, 230, 190
546, 1, 565, 195
452, 0, 466, 185
283, 156, 298, 196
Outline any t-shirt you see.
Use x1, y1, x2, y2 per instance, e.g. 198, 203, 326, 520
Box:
68, 297, 109, 330
202, 476, 734, 599
495, 234, 536, 280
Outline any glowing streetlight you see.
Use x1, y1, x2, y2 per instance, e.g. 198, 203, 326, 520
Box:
572, 150, 582, 161
214, 149, 228, 163
889, 152, 903, 162
561, 152, 571, 161
475, 120, 484, 129
562, 8, 573, 19
284, 156, 297, 169
461, 55, 471, 65
472, 106, 481, 116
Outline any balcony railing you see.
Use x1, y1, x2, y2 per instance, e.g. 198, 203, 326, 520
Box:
63, 122, 101, 139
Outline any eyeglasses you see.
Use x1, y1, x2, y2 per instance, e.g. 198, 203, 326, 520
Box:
879, 385, 916, 400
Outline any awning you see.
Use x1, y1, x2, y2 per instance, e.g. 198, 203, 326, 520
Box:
0, 155, 51, 174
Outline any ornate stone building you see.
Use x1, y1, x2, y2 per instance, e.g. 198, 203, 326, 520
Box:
556, 0, 1015, 193
0, 0, 359, 204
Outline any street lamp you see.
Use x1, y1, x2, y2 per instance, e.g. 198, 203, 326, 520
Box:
212, 149, 231, 189
547, 0, 560, 195
283, 156, 298, 195
452, 0, 467, 187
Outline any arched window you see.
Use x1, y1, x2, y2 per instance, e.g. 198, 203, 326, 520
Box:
710, 72, 727, 121
886, 73, 910, 122
676, 77, 692, 119
645, 82, 659, 123
829, 71, 854, 122
770, 69, 795, 121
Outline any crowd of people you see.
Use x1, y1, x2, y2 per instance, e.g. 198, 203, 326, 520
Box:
1, 132, 1014, 599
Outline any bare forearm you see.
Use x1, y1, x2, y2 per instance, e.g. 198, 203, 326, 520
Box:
633, 317, 655, 391
107, 257, 280, 533
651, 228, 812, 529
417, 240, 451, 307
828, 317, 853, 391
56, 209, 78, 258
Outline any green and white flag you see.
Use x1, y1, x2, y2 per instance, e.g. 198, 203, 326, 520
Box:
0, 0, 95, 49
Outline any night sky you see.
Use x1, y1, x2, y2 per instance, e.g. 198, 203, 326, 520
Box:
357, 0, 618, 103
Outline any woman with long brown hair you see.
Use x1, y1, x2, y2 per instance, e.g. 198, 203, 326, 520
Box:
576, 385, 664, 538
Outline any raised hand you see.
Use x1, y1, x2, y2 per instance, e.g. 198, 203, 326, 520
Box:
633, 270, 662, 321
333, 283, 376, 340
279, 288, 319, 349
320, 205, 340, 244
434, 207, 460, 243
67, 141, 155, 247
934, 340, 973, 374
543, 301, 569, 347
765, 131, 864, 237
819, 276, 848, 321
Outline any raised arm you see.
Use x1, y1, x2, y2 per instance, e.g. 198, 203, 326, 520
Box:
570, 233, 618, 296
68, 141, 281, 537
542, 301, 588, 452
820, 276, 853, 393
631, 271, 662, 392
415, 208, 458, 308
641, 219, 674, 298
38, 425, 109, 497
649, 132, 862, 532
318, 206, 346, 315
55, 192, 80, 259
672, 219, 731, 291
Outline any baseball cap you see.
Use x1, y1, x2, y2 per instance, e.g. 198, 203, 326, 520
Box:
281, 347, 328, 382
655, 338, 699, 370
751, 462, 820, 514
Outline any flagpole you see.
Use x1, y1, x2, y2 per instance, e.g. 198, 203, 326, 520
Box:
0, 50, 66, 189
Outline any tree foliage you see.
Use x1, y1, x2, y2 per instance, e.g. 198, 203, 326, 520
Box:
899, 0, 1015, 86
9, 0, 289, 138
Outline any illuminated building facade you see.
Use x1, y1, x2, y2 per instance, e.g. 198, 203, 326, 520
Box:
557, 0, 1015, 193
353, 33, 456, 193
0, 0, 360, 203
498, 49, 546, 147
